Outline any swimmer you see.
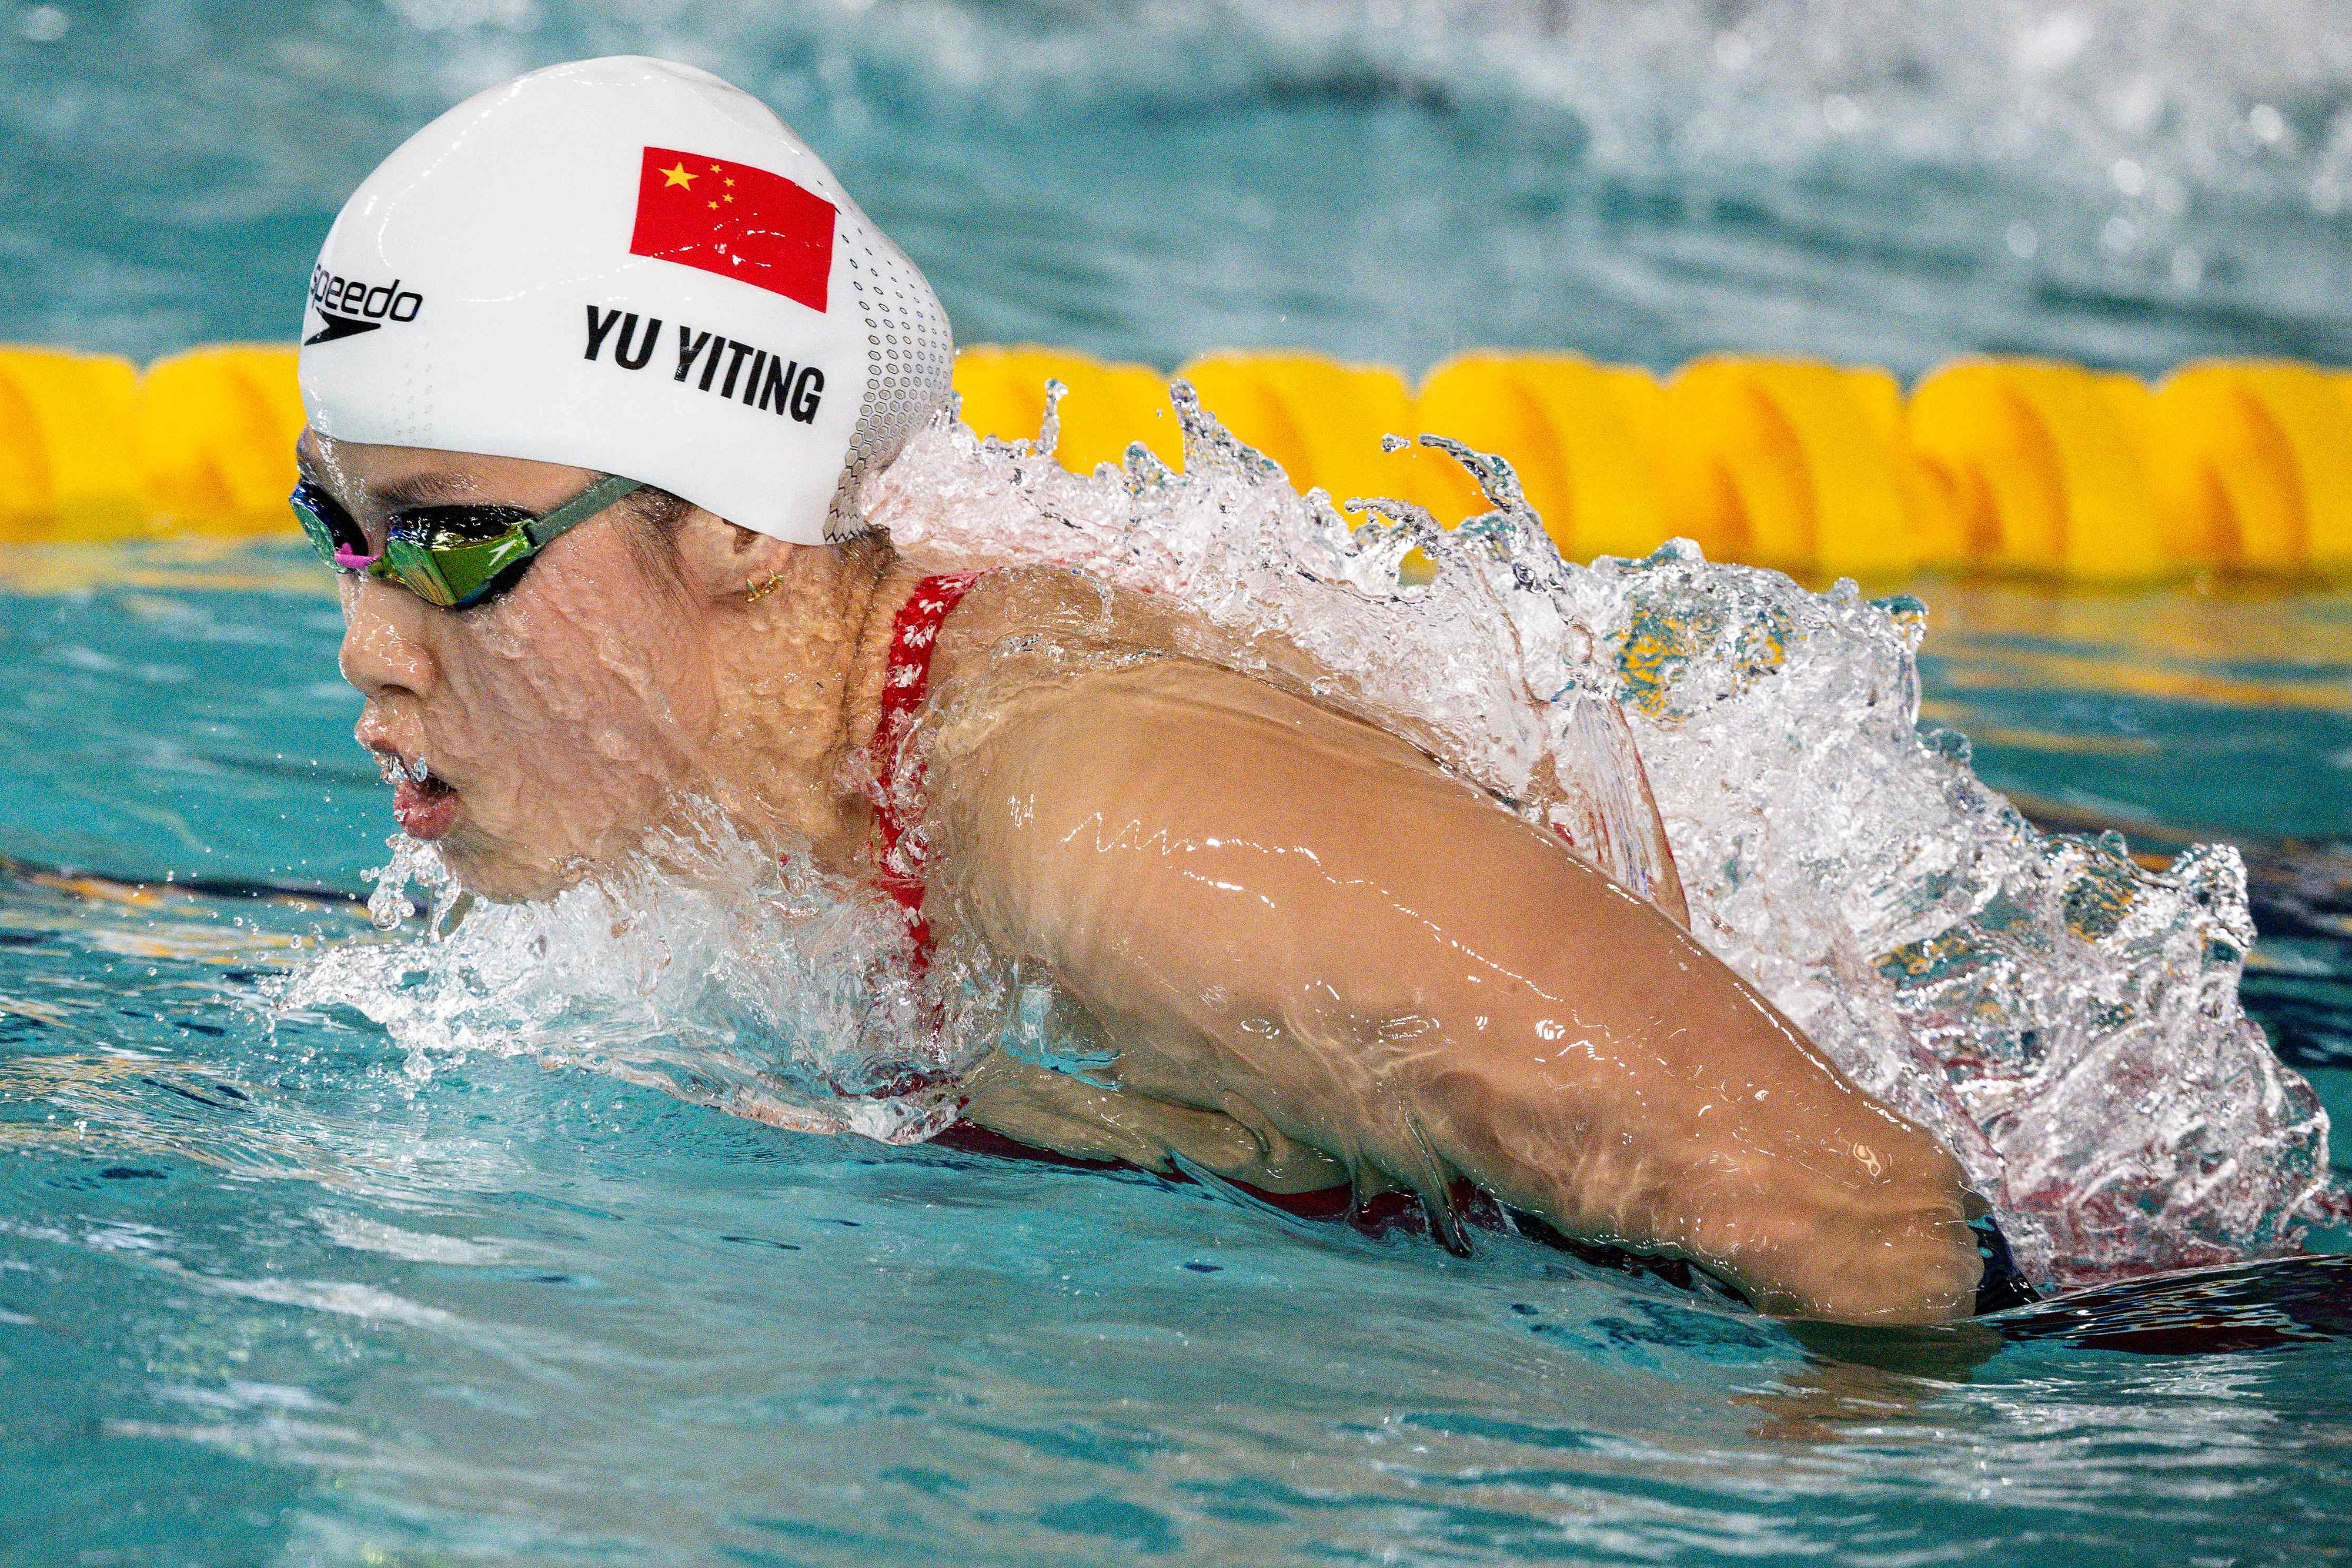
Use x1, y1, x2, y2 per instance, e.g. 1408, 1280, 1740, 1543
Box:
295, 57, 1988, 1326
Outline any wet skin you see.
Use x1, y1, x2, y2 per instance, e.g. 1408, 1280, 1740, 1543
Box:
306, 434, 1984, 1326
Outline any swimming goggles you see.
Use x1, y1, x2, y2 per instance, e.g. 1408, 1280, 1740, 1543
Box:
290, 473, 644, 610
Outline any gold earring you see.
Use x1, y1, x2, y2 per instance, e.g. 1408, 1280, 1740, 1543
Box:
746, 570, 786, 604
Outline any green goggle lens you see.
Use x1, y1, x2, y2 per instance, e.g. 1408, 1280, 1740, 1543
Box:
288, 474, 643, 611
382, 507, 536, 609
291, 497, 345, 561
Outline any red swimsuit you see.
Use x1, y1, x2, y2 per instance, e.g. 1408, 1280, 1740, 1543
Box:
864, 571, 985, 961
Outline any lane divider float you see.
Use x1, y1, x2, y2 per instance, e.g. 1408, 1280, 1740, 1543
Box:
4, 341, 2347, 581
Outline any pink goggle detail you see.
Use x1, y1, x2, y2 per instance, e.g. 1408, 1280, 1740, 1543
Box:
333, 543, 380, 571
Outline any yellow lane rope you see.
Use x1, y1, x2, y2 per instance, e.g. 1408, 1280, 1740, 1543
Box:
4, 342, 2347, 582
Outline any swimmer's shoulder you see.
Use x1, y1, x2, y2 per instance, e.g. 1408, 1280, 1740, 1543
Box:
927, 563, 1192, 683
921, 563, 1452, 781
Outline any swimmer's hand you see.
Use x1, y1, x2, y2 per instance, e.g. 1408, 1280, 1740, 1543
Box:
924, 658, 1983, 1326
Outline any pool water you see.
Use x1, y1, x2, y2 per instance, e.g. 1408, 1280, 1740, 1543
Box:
8, 0, 2352, 1560
11, 0, 2352, 377
0, 543, 2346, 1566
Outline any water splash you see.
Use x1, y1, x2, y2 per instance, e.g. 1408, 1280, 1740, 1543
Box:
878, 383, 1689, 918
867, 392, 2333, 1288
275, 814, 1003, 1146
365, 832, 456, 933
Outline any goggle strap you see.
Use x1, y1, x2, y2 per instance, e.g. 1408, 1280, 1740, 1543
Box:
524, 474, 644, 551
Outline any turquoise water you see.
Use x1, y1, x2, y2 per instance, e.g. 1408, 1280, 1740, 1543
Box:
9, 1, 2352, 376
0, 546, 2346, 1565
8, 0, 2352, 1560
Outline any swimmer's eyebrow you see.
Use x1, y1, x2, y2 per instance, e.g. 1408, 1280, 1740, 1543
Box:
373, 472, 480, 508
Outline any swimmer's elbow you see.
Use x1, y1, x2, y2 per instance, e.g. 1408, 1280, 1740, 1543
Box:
1771, 1252, 1981, 1327
1733, 1166, 1984, 1326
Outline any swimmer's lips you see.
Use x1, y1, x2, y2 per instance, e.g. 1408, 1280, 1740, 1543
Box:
391, 771, 459, 841
376, 753, 460, 841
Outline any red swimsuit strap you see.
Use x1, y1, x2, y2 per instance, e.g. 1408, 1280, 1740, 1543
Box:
867, 571, 985, 955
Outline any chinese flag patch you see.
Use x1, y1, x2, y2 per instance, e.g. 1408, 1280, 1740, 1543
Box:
629, 146, 836, 312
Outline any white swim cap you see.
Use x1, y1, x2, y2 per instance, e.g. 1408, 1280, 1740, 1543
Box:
298, 56, 954, 544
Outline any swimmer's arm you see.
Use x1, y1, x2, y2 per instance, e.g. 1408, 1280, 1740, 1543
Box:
926, 660, 1982, 1326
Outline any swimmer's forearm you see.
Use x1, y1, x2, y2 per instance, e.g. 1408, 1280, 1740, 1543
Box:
1214, 889, 1982, 1325
1396, 998, 1982, 1323
1349, 866, 1981, 1323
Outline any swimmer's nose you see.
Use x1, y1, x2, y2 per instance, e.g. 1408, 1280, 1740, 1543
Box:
338, 575, 440, 702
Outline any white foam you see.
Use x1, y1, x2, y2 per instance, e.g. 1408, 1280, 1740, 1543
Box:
276, 810, 997, 1146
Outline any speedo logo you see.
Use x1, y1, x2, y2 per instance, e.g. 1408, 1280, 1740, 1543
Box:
305, 265, 423, 346
583, 303, 825, 424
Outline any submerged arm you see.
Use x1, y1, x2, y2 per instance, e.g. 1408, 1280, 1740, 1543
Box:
923, 657, 1982, 1325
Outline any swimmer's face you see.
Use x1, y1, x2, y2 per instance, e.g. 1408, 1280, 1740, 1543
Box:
303, 433, 724, 901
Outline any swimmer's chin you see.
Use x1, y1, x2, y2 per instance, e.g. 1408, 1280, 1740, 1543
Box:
435, 833, 596, 905
434, 797, 754, 905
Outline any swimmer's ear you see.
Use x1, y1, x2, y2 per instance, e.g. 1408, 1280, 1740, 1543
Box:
664, 504, 800, 604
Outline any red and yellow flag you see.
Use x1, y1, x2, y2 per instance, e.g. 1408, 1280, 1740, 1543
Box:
628, 146, 836, 313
